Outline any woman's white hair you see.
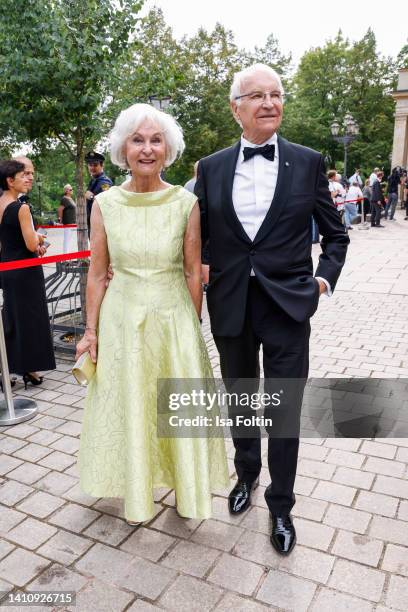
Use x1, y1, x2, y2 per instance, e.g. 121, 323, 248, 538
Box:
63, 184, 72, 194
110, 103, 185, 170
230, 63, 284, 104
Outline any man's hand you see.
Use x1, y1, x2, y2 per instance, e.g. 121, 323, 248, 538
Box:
105, 264, 114, 288
318, 279, 327, 296
201, 264, 209, 285
85, 190, 94, 200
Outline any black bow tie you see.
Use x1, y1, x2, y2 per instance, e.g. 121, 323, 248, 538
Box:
243, 143, 275, 162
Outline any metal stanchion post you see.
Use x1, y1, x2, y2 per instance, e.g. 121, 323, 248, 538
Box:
358, 197, 370, 231
0, 312, 38, 426
0, 246, 90, 425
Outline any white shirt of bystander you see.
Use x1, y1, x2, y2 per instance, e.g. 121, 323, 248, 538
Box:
345, 185, 363, 204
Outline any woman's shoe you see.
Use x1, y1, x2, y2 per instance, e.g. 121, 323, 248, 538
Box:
23, 372, 44, 390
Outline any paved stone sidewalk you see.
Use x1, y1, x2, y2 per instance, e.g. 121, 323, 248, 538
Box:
1, 209, 408, 610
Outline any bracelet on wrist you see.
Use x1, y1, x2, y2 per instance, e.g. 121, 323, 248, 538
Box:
85, 326, 97, 332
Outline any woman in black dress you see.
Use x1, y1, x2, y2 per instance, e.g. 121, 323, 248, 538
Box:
0, 160, 56, 387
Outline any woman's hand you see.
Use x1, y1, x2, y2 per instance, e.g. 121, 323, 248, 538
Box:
76, 329, 98, 363
36, 245, 47, 257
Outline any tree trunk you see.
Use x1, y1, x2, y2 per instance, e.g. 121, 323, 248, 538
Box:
75, 141, 89, 325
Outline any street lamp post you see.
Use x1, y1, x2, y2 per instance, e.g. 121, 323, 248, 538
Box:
148, 96, 171, 180
330, 113, 359, 180
148, 95, 171, 111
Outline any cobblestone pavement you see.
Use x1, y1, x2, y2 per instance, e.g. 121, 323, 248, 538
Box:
1, 210, 408, 610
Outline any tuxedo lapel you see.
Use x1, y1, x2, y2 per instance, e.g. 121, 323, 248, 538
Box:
253, 136, 294, 245
221, 141, 252, 244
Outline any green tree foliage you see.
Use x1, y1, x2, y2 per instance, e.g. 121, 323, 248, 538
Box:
167, 23, 243, 184
0, 0, 144, 317
397, 41, 408, 68
247, 34, 293, 87
281, 30, 397, 177
0, 0, 143, 245
0, 6, 402, 195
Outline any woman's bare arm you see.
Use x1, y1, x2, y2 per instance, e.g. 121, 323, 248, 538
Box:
57, 204, 64, 222
75, 199, 109, 362
183, 202, 202, 319
18, 204, 41, 252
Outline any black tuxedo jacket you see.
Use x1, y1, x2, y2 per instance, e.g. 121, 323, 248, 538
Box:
194, 135, 349, 337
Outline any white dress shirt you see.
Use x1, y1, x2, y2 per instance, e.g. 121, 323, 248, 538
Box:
232, 134, 278, 241
232, 133, 331, 294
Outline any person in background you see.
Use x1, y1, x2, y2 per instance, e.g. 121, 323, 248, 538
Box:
344, 181, 363, 230
348, 168, 363, 189
184, 161, 199, 193
13, 156, 34, 192
328, 170, 346, 226
404, 174, 408, 220
84, 151, 112, 238
362, 178, 372, 219
336, 172, 348, 189
370, 170, 385, 228
57, 184, 77, 253
369, 167, 380, 187
0, 160, 55, 388
384, 168, 400, 221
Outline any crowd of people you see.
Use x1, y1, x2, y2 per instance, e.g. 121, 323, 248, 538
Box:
57, 151, 113, 251
325, 166, 407, 233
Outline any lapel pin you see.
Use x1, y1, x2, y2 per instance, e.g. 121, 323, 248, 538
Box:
285, 161, 290, 167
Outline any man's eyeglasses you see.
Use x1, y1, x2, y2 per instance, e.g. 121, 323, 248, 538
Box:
234, 91, 284, 104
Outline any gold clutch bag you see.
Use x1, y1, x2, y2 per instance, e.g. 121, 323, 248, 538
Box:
72, 352, 96, 386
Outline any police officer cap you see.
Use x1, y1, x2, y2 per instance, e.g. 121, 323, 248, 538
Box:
85, 151, 105, 163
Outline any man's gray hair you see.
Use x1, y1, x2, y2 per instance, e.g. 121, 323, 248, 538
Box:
230, 63, 284, 104
110, 103, 185, 170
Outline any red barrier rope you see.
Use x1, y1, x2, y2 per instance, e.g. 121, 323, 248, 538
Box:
334, 197, 364, 207
36, 224, 77, 229
0, 250, 90, 272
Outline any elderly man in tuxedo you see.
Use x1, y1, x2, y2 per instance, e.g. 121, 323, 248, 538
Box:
195, 63, 349, 555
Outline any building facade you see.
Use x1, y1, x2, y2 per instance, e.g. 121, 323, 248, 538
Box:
392, 68, 408, 170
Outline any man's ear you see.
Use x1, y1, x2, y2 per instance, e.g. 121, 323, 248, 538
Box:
230, 101, 242, 127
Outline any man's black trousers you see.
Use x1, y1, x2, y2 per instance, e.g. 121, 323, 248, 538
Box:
370, 202, 382, 226
214, 276, 311, 515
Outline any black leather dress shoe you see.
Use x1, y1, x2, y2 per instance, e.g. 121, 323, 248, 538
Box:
228, 478, 259, 514
270, 513, 296, 555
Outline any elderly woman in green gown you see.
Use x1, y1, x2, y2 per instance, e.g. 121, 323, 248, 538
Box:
76, 104, 229, 523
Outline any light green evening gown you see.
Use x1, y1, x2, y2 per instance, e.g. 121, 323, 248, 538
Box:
79, 185, 229, 522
